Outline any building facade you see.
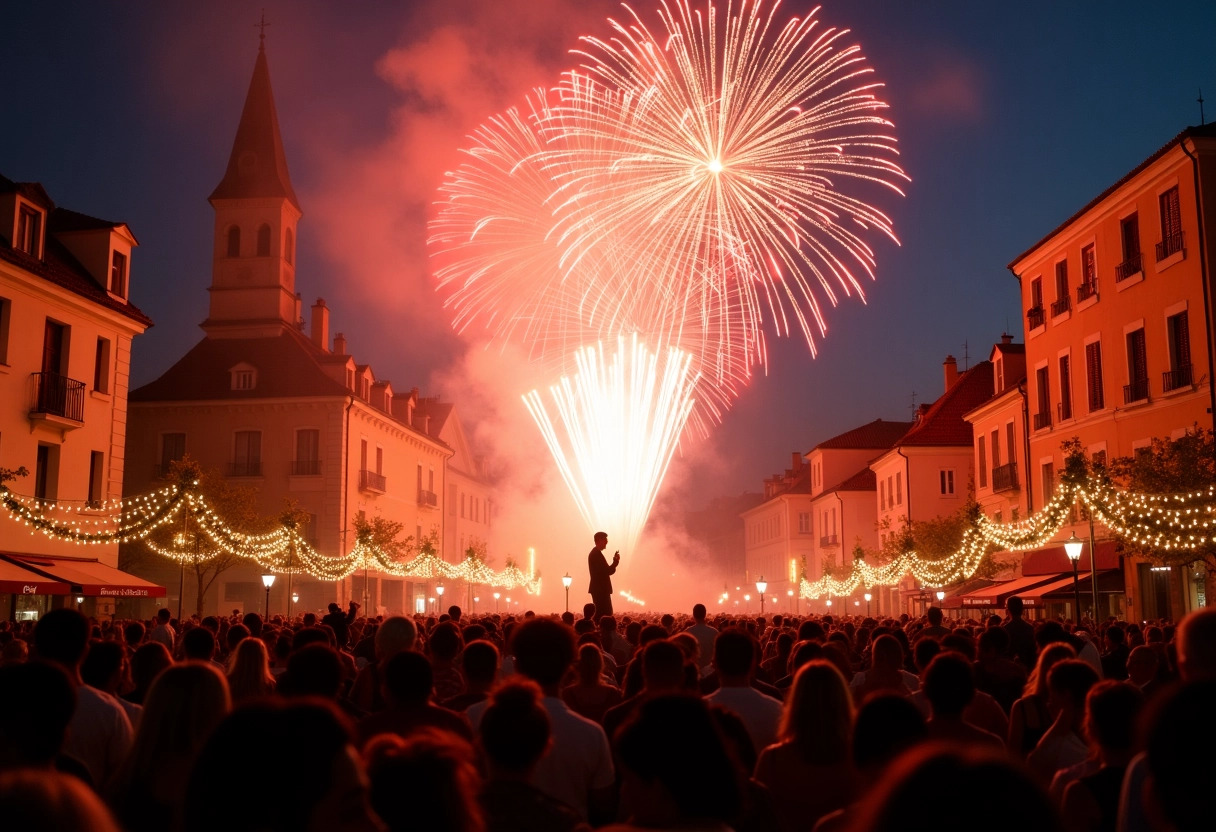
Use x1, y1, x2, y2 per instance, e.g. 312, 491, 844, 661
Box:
0, 174, 159, 621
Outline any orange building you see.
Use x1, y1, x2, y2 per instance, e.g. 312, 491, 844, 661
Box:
123, 43, 485, 618
1007, 123, 1216, 621
0, 174, 160, 621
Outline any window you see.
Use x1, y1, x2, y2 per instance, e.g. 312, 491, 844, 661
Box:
227, 226, 241, 257
798, 512, 811, 534
42, 319, 68, 375
34, 443, 58, 501
87, 451, 104, 507
895, 472, 902, 506
1052, 261, 1069, 316
16, 205, 41, 256
1086, 341, 1105, 411
294, 429, 320, 475
939, 470, 955, 496
1091, 449, 1107, 468
880, 479, 887, 511
1041, 462, 1055, 499
1058, 355, 1072, 420
0, 296, 13, 364
233, 431, 262, 476
448, 483, 457, 515
232, 369, 254, 390
256, 223, 272, 257
1117, 214, 1141, 280
417, 464, 423, 497
1034, 365, 1051, 428
1158, 187, 1182, 259
1125, 328, 1148, 402
161, 433, 186, 468
978, 436, 987, 488
376, 446, 384, 475
1006, 423, 1016, 465
93, 337, 111, 394
109, 250, 128, 298
1165, 311, 1191, 391
990, 429, 1001, 468
360, 439, 368, 472
461, 492, 467, 519
285, 228, 294, 265
1081, 244, 1096, 288
428, 468, 435, 491
1028, 277, 1044, 328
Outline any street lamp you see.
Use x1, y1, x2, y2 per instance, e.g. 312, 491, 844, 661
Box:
261, 573, 275, 620
472, 596, 479, 612
493, 592, 500, 612
1065, 532, 1084, 626
562, 572, 573, 613
755, 577, 767, 614
290, 591, 299, 617
864, 592, 872, 616
436, 583, 445, 607
826, 598, 833, 608
936, 590, 946, 603
428, 597, 436, 611
787, 588, 794, 614
75, 595, 84, 607
744, 593, 751, 612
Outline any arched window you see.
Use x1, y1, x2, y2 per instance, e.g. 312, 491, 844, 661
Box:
256, 224, 271, 257
226, 226, 241, 258
285, 227, 294, 265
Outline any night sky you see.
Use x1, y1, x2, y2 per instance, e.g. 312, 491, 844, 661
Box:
4, 0, 1214, 517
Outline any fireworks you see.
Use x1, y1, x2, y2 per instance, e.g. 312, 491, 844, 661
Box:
430, 0, 904, 551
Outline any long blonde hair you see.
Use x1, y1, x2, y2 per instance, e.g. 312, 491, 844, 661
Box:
780, 659, 854, 764
227, 637, 276, 703
1024, 642, 1076, 697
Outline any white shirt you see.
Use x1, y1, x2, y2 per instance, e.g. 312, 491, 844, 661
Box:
688, 623, 719, 668
705, 685, 784, 753
65, 684, 134, 789
148, 623, 175, 650
468, 695, 614, 820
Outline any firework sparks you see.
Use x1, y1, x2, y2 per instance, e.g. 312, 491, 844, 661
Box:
522, 335, 699, 555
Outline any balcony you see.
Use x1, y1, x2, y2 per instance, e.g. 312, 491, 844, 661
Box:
417, 489, 438, 508
1050, 296, 1071, 317
227, 461, 262, 477
359, 469, 387, 493
291, 459, 322, 476
992, 463, 1019, 493
1026, 306, 1045, 330
29, 371, 85, 428
819, 534, 839, 547
1115, 253, 1142, 282
1033, 411, 1052, 431
1162, 364, 1192, 393
1156, 232, 1184, 261
1123, 377, 1149, 404
1076, 280, 1098, 304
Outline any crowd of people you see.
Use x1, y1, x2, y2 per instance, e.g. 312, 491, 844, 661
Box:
0, 595, 1210, 832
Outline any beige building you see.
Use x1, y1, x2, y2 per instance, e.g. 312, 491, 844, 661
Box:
123, 42, 483, 618
0, 174, 159, 620
1006, 122, 1216, 621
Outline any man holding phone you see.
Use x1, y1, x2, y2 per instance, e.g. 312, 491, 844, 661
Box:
587, 531, 619, 621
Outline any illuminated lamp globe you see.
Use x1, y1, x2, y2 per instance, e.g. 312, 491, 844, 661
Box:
261, 574, 276, 589
755, 576, 768, 595
1064, 532, 1083, 562
562, 573, 573, 589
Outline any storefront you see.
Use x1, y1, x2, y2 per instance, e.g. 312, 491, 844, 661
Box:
1, 553, 165, 621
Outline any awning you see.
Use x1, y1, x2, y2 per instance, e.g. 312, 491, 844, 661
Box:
1040, 569, 1125, 600
956, 573, 1065, 609
1, 554, 166, 598
1018, 572, 1092, 606
0, 557, 70, 595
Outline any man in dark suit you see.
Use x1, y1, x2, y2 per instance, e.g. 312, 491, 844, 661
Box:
587, 531, 619, 621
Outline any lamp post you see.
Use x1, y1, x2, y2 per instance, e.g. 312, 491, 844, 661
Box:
864, 592, 872, 616
744, 593, 751, 613
1087, 517, 1101, 625
826, 598, 833, 608
261, 573, 275, 620
936, 590, 945, 603
755, 577, 767, 615
562, 573, 573, 612
436, 582, 445, 610
290, 591, 299, 617
787, 588, 795, 614
473, 596, 479, 613
1065, 532, 1084, 626
493, 592, 500, 612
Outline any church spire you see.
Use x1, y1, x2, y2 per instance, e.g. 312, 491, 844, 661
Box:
208, 40, 300, 210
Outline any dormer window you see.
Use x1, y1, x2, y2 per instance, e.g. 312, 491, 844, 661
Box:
16, 204, 42, 257
229, 362, 257, 391
346, 368, 355, 390
110, 250, 128, 299
361, 378, 371, 399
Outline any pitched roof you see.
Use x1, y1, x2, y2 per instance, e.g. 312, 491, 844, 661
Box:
0, 174, 53, 210
896, 362, 994, 447
415, 398, 455, 434
812, 418, 913, 452
820, 467, 877, 496
50, 207, 128, 235
208, 46, 300, 210
129, 328, 349, 402
1008, 122, 1216, 271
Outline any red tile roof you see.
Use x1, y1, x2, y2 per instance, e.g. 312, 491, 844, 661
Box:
820, 467, 877, 495
812, 418, 913, 452
896, 362, 994, 447
415, 398, 454, 434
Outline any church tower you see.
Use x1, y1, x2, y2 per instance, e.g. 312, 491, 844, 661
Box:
202, 36, 302, 338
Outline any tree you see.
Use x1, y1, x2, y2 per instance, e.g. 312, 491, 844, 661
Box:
1106, 426, 1216, 598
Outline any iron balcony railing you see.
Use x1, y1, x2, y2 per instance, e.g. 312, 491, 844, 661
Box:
1050, 296, 1071, 317
1033, 411, 1052, 431
1162, 365, 1192, 393
291, 459, 322, 476
30, 371, 85, 422
992, 463, 1019, 493
1115, 253, 1143, 282
228, 461, 262, 477
1123, 377, 1150, 404
1026, 306, 1045, 329
359, 469, 387, 492
417, 489, 438, 508
1156, 232, 1183, 261
1076, 281, 1098, 303
819, 534, 839, 547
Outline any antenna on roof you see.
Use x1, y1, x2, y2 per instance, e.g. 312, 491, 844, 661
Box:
909, 390, 917, 415
961, 339, 970, 371
1200, 88, 1206, 126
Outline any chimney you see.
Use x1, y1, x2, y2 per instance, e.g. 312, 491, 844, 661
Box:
943, 355, 958, 391
294, 293, 303, 329
792, 451, 802, 471
311, 299, 330, 351
333, 332, 347, 355
1000, 333, 1013, 345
